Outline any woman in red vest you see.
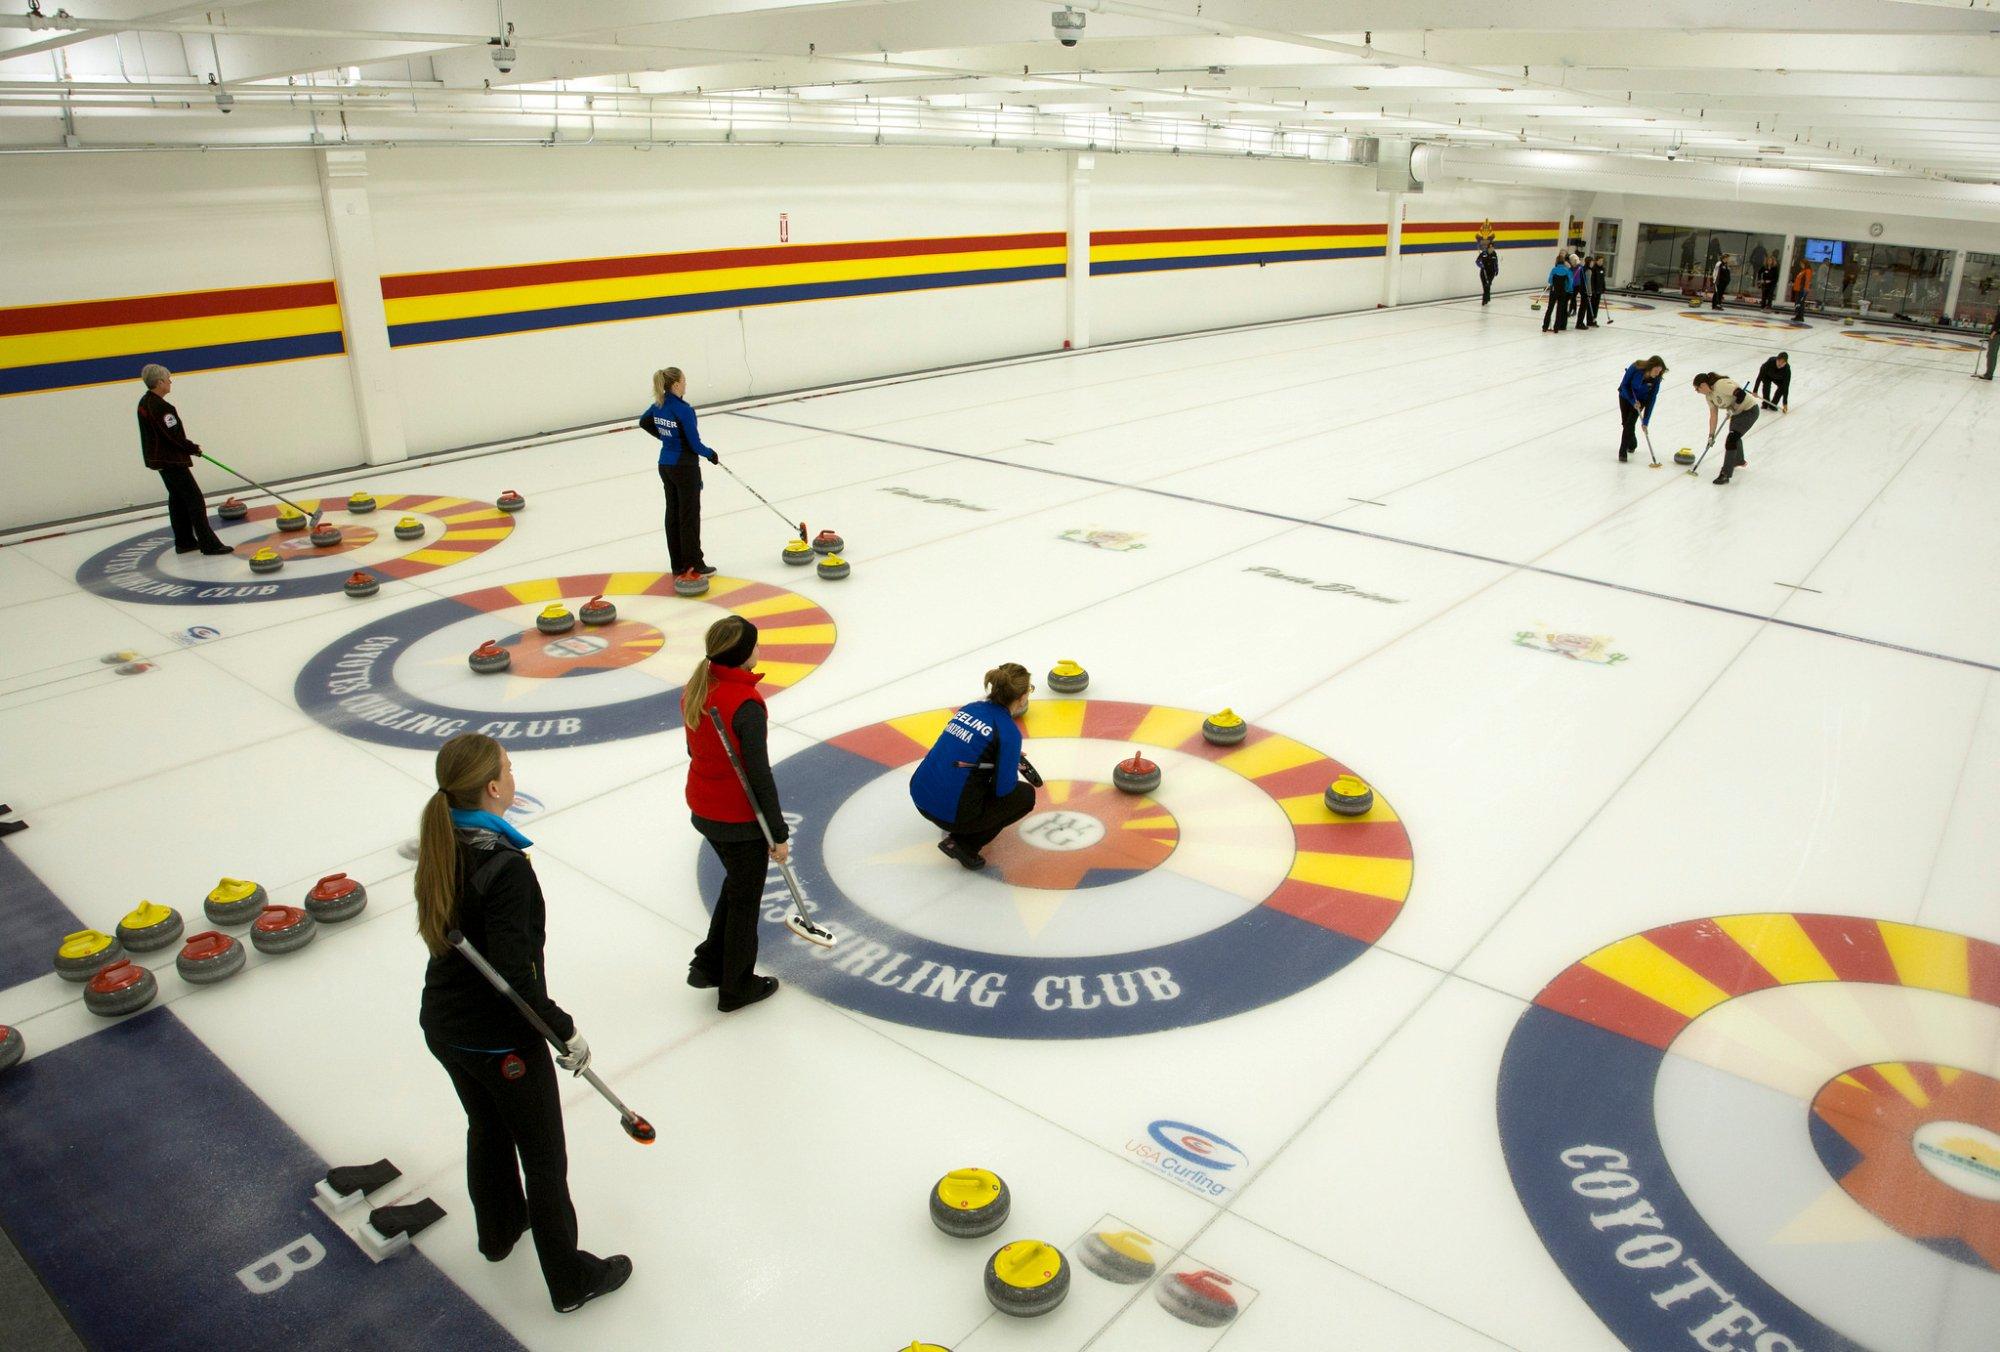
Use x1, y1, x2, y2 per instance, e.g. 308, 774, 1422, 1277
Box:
683, 616, 784, 1011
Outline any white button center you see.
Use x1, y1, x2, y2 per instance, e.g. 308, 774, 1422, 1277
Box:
1017, 810, 1107, 852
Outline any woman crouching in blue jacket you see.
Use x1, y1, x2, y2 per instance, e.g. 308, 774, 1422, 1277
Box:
909, 663, 1041, 870
1616, 356, 1666, 463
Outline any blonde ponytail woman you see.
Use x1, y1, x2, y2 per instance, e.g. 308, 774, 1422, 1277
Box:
908, 663, 1041, 870
415, 732, 631, 1312
637, 366, 720, 580
681, 615, 784, 1011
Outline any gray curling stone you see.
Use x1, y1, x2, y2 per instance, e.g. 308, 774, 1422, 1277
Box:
674, 572, 711, 597
305, 873, 368, 924
250, 905, 318, 955
0, 1024, 21, 1072
346, 493, 377, 515
310, 524, 343, 549
1201, 710, 1248, 745
249, 550, 283, 574
1112, 753, 1161, 795
812, 530, 843, 555
53, 930, 123, 982
115, 902, 184, 953
396, 837, 420, 861
1046, 662, 1088, 694
276, 511, 308, 533
579, 596, 618, 626
84, 960, 158, 1018
468, 641, 511, 673
344, 572, 380, 599
204, 878, 268, 926
815, 556, 850, 581
496, 490, 525, 512
177, 931, 246, 985
217, 498, 248, 521
1323, 775, 1375, 817
393, 517, 425, 541
929, 1169, 1010, 1238
781, 540, 815, 566
536, 605, 576, 634
984, 1241, 1069, 1318
1156, 1271, 1240, 1327
1077, 1231, 1156, 1285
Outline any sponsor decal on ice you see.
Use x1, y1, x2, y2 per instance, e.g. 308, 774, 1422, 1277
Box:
1243, 564, 1405, 605
1126, 1120, 1248, 1198
173, 625, 222, 646
1513, 626, 1627, 665
1060, 526, 1147, 552
880, 486, 994, 512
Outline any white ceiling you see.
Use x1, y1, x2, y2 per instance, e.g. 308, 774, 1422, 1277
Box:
2, 1, 1998, 183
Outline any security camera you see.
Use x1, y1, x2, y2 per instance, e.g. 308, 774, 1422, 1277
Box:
490, 41, 516, 74
1665, 150, 1676, 161
1052, 7, 1085, 47
216, 90, 235, 114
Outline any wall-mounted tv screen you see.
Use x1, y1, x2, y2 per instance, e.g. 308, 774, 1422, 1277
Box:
1802, 238, 1845, 265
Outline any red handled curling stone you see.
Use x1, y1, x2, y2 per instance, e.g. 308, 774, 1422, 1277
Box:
217, 496, 247, 521
343, 571, 380, 599
812, 529, 843, 555
250, 904, 317, 955
468, 640, 511, 674
84, 960, 158, 1018
115, 901, 184, 953
304, 873, 368, 924
309, 522, 343, 549
176, 930, 246, 985
673, 570, 710, 597
0, 1024, 21, 1072
579, 595, 618, 626
1156, 1269, 1239, 1327
1112, 751, 1161, 795
496, 489, 525, 512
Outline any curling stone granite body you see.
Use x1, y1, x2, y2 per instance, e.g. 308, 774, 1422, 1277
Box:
347, 492, 377, 515
84, 960, 158, 1018
1047, 660, 1088, 694
276, 509, 307, 532
984, 1241, 1069, 1318
673, 571, 710, 597
1674, 449, 1696, 465
816, 554, 850, 581
579, 595, 618, 625
204, 878, 267, 925
781, 540, 815, 566
250, 905, 318, 955
812, 529, 843, 555
249, 548, 284, 574
305, 873, 368, 923
496, 490, 525, 512
53, 929, 123, 981
469, 641, 511, 673
217, 497, 247, 521
1112, 754, 1161, 795
393, 516, 425, 540
0, 1024, 21, 1072
535, 604, 575, 634
929, 1169, 1010, 1238
1201, 708, 1247, 746
310, 523, 343, 548
176, 931, 246, 985
1078, 1231, 1157, 1285
344, 571, 379, 598
1156, 1270, 1240, 1327
115, 901, 184, 953
1323, 774, 1375, 817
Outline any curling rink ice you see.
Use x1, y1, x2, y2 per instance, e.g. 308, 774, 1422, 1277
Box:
2, 291, 1998, 1352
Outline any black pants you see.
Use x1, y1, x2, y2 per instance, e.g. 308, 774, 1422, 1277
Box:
1711, 284, 1725, 309
1718, 407, 1758, 479
1754, 377, 1787, 409
1479, 274, 1493, 304
922, 780, 1037, 855
426, 1035, 605, 1309
1792, 291, 1808, 322
1617, 399, 1640, 459
1982, 337, 1998, 380
158, 465, 224, 552
657, 460, 706, 574
693, 829, 765, 997
1544, 286, 1569, 331
1760, 282, 1777, 310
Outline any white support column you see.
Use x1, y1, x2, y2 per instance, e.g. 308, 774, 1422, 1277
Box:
1943, 249, 1968, 323
317, 148, 407, 466
1777, 235, 1797, 309
1613, 215, 1641, 288
1381, 192, 1405, 307
1064, 151, 1094, 350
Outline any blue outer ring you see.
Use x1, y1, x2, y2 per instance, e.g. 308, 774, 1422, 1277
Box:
78, 526, 362, 605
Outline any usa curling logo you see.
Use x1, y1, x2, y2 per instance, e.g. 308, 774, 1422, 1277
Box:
1128, 1120, 1249, 1198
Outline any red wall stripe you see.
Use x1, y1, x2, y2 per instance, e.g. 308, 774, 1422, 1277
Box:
0, 281, 338, 339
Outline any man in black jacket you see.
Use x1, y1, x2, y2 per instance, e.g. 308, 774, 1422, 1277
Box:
1712, 256, 1733, 310
1754, 352, 1791, 409
1476, 244, 1499, 305
136, 365, 231, 555
1759, 260, 1780, 310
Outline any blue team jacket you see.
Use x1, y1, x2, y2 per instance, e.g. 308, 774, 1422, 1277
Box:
1547, 264, 1571, 292
1617, 367, 1662, 424
639, 392, 716, 468
909, 699, 1021, 820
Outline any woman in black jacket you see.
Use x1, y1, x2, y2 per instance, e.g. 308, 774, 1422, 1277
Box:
417, 733, 631, 1313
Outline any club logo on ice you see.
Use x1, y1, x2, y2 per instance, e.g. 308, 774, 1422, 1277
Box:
1059, 526, 1147, 552
1513, 626, 1627, 666
1128, 1120, 1248, 1197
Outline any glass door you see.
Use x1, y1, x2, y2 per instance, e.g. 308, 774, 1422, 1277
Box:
1592, 221, 1620, 280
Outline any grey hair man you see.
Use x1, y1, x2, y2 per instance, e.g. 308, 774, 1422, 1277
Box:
136, 366, 232, 555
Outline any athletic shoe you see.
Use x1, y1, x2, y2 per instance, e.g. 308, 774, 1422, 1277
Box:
694, 564, 718, 575
556, 1255, 633, 1313
938, 838, 986, 871
199, 542, 234, 555
686, 965, 716, 990
1713, 475, 1732, 485
718, 976, 779, 1012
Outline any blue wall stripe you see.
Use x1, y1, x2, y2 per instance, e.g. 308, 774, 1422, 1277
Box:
1401, 237, 1558, 255
0, 332, 346, 398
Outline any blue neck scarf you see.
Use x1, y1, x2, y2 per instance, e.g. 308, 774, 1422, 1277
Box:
450, 807, 533, 850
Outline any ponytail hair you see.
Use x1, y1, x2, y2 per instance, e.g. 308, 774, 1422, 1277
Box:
1692, 372, 1719, 390
415, 732, 505, 956
984, 662, 1032, 707
681, 615, 754, 726
652, 367, 684, 403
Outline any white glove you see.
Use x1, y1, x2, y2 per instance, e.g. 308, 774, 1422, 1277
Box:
556, 1034, 591, 1076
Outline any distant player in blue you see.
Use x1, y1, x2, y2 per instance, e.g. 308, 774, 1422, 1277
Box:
1616, 356, 1666, 462
909, 663, 1041, 871
1543, 255, 1572, 333
638, 366, 719, 578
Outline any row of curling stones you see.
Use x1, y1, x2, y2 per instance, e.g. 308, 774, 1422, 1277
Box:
466, 595, 617, 673
1037, 664, 1250, 750
780, 528, 851, 580
928, 1169, 1070, 1318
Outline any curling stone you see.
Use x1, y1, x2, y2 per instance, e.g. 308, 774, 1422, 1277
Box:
984, 1241, 1069, 1318
1112, 751, 1161, 795
781, 539, 816, 566
0, 1024, 20, 1073
310, 522, 343, 549
115, 900, 184, 953
812, 529, 843, 555
1324, 773, 1374, 817
249, 547, 283, 574
469, 640, 511, 674
397, 837, 420, 861
176, 930, 246, 985
1156, 1270, 1239, 1327
276, 507, 307, 532
53, 929, 123, 982
347, 491, 377, 515
536, 603, 575, 634
496, 489, 525, 512
393, 516, 425, 541
1047, 660, 1088, 695
674, 570, 711, 597
1078, 1230, 1157, 1285
250, 905, 317, 956
204, 877, 267, 926
929, 1169, 1010, 1238
1201, 708, 1247, 745
304, 872, 368, 924
344, 571, 379, 599
898, 1345, 951, 1352
83, 960, 157, 1019
217, 496, 248, 521
1674, 448, 1695, 465
579, 595, 618, 626
816, 554, 850, 581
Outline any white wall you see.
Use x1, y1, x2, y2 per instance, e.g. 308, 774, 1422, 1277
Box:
1399, 180, 1574, 303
